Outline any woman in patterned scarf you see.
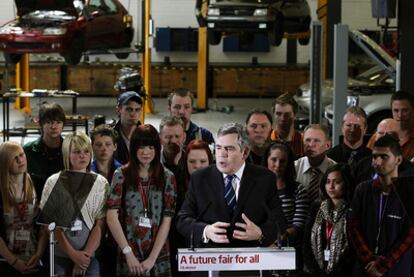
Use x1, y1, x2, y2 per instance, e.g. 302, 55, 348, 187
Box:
0, 142, 47, 276
303, 163, 354, 276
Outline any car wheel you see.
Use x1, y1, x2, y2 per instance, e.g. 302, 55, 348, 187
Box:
269, 16, 283, 46
4, 53, 22, 64
114, 29, 133, 59
207, 29, 221, 45
62, 37, 83, 65
367, 110, 392, 135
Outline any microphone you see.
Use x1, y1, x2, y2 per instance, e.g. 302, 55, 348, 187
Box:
190, 201, 212, 251
48, 222, 56, 232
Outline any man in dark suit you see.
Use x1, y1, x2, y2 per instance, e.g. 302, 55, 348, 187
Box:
327, 106, 371, 166
176, 123, 287, 260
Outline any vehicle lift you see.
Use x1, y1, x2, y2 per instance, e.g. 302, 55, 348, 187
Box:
10, 1, 152, 124
141, 0, 154, 120
13, 54, 31, 115
195, 0, 311, 112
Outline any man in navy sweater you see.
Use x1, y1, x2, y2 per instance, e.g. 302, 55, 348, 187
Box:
347, 134, 414, 277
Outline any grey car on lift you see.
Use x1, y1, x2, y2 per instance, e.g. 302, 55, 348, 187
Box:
196, 0, 311, 46
294, 30, 396, 134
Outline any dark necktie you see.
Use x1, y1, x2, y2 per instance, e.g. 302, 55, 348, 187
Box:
348, 150, 358, 165
224, 175, 237, 210
308, 167, 321, 203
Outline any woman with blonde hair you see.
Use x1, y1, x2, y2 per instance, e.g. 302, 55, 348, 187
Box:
39, 131, 109, 276
0, 142, 47, 276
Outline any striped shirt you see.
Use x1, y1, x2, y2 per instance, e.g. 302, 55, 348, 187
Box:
278, 182, 310, 232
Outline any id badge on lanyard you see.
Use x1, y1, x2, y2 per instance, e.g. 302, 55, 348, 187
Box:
139, 214, 152, 228
71, 217, 83, 231
324, 222, 335, 261
138, 179, 152, 229
324, 249, 331, 262
15, 228, 30, 241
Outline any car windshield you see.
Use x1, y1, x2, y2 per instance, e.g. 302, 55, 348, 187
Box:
22, 10, 75, 21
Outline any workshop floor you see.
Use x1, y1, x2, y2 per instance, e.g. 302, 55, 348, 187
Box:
2, 96, 274, 145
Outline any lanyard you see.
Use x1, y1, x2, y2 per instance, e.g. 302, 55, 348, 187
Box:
375, 192, 389, 254
378, 193, 390, 225
14, 202, 28, 221
138, 177, 152, 217
325, 222, 335, 248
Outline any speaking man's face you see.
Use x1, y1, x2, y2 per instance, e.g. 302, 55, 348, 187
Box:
215, 133, 248, 174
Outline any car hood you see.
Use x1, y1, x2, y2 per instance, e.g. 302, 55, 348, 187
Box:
14, 0, 77, 17
350, 30, 396, 78
298, 77, 368, 99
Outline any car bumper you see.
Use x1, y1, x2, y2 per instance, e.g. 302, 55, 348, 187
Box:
0, 35, 71, 53
207, 15, 275, 31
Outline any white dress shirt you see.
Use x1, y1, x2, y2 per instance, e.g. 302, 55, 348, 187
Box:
222, 162, 246, 200
202, 162, 246, 242
294, 156, 336, 191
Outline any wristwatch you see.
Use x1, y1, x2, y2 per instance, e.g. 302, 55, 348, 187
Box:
122, 246, 132, 255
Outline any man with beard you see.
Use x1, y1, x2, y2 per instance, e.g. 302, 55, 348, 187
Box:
113, 91, 142, 164
159, 116, 187, 276
327, 106, 371, 166
159, 116, 187, 207
168, 88, 214, 148
245, 109, 273, 165
347, 134, 414, 277
270, 92, 304, 159
295, 124, 336, 203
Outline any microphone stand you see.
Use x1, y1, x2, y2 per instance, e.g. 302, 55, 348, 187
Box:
48, 222, 56, 277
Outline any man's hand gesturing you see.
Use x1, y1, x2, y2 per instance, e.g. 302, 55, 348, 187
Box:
205, 222, 230, 243
233, 213, 262, 241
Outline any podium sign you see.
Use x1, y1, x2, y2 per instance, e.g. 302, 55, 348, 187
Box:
178, 247, 295, 272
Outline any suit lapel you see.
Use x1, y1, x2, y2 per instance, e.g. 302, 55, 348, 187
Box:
208, 166, 229, 215
232, 164, 255, 221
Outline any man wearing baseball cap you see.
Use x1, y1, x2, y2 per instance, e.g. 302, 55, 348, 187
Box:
113, 91, 143, 164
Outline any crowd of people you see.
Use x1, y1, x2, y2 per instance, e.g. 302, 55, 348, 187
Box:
1, 88, 414, 277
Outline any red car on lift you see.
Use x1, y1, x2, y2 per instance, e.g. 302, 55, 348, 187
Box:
0, 0, 134, 65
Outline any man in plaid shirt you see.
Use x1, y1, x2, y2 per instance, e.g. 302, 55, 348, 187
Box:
347, 134, 414, 277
